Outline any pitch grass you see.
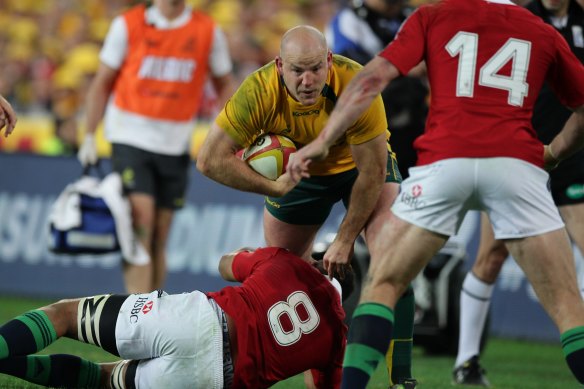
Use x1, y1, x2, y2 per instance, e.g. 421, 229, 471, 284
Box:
0, 296, 579, 388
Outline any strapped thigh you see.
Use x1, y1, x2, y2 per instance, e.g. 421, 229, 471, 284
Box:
77, 294, 128, 356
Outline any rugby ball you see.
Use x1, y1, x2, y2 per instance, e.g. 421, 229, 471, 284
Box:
241, 134, 296, 180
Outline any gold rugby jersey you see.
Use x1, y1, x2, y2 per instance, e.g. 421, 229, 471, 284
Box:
215, 54, 392, 176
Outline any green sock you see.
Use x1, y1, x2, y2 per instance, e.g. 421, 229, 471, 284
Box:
0, 310, 57, 358
0, 354, 101, 388
561, 326, 584, 383
342, 303, 395, 389
386, 285, 415, 384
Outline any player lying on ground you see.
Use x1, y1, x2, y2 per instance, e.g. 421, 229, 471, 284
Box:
0, 247, 354, 389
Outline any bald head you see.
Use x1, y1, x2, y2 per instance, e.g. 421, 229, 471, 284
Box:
280, 25, 328, 59
276, 25, 331, 106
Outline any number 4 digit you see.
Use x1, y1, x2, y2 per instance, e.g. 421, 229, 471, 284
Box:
446, 31, 531, 107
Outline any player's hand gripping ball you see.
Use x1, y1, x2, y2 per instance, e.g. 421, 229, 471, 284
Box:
240, 134, 297, 180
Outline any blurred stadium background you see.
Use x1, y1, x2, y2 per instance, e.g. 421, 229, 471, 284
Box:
0, 0, 582, 386
0, 0, 445, 157
0, 0, 353, 157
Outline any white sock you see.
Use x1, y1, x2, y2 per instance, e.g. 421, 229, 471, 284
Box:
454, 272, 494, 368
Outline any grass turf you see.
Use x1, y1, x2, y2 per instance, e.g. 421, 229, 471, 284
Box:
0, 296, 579, 388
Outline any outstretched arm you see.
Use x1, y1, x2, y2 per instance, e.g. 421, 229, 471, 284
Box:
324, 133, 387, 277
288, 57, 401, 180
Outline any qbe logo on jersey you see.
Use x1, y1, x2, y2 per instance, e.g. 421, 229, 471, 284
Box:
267, 291, 320, 346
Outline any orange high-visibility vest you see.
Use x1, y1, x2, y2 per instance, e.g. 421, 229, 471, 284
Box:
113, 5, 215, 121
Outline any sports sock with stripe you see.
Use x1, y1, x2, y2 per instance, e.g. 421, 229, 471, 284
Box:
455, 272, 493, 367
0, 310, 57, 358
561, 326, 584, 383
342, 303, 394, 389
0, 354, 101, 388
386, 285, 414, 385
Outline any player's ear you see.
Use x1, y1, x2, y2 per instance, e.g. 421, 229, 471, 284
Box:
326, 50, 333, 69
275, 56, 284, 75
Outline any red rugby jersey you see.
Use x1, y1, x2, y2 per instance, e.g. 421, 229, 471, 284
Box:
207, 247, 346, 389
379, 0, 584, 167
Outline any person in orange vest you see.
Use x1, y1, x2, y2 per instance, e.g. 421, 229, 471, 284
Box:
78, 0, 237, 293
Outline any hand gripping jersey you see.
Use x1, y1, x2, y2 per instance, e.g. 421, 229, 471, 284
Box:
215, 54, 391, 176
380, 0, 584, 168
207, 247, 347, 389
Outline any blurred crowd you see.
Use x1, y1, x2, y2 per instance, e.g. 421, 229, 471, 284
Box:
0, 0, 442, 156
0, 0, 133, 154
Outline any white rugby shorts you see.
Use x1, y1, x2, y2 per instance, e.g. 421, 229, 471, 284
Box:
115, 290, 224, 388
392, 158, 564, 239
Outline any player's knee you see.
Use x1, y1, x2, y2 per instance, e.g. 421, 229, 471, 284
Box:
367, 274, 408, 304
48, 297, 78, 310
491, 239, 509, 259
41, 298, 79, 336
473, 243, 508, 280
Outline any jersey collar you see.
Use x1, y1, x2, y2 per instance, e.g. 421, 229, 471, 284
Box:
146, 5, 193, 29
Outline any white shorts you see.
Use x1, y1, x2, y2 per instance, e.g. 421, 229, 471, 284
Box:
392, 158, 564, 239
115, 290, 224, 389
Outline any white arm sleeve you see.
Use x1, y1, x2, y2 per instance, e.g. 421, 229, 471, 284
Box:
99, 16, 128, 70
209, 26, 233, 77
